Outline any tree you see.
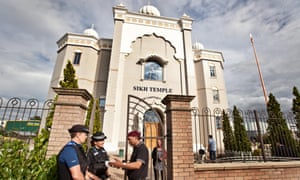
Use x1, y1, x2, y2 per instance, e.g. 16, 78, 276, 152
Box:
267, 93, 299, 157
292, 86, 300, 137
59, 60, 78, 88
233, 106, 251, 152
222, 110, 236, 152
85, 98, 93, 129
85, 98, 101, 134
93, 98, 101, 133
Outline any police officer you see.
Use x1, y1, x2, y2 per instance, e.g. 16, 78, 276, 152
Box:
87, 132, 111, 180
57, 124, 99, 180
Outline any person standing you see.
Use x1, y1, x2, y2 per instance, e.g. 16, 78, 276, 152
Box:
151, 138, 167, 180
208, 135, 216, 161
109, 130, 149, 180
87, 132, 111, 180
57, 124, 99, 180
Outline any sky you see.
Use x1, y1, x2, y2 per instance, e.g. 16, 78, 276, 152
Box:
0, 0, 299, 111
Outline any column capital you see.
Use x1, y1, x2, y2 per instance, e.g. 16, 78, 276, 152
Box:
52, 87, 93, 101
162, 94, 194, 105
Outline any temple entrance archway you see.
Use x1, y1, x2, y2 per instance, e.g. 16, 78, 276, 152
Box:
125, 95, 166, 179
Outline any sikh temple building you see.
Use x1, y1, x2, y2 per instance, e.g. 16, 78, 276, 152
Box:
47, 3, 228, 153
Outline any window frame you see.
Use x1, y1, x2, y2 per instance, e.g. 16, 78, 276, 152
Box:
73, 51, 82, 65
212, 87, 220, 104
215, 115, 222, 129
209, 64, 216, 78
137, 56, 168, 82
144, 61, 163, 81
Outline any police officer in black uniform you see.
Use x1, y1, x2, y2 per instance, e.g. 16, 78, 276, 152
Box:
87, 132, 111, 180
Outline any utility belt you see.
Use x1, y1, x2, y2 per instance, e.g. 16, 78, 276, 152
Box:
89, 162, 107, 176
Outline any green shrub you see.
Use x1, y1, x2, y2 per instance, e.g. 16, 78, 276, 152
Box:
0, 129, 57, 179
252, 149, 261, 156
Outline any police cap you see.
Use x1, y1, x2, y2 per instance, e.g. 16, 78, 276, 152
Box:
92, 132, 107, 141
68, 124, 90, 133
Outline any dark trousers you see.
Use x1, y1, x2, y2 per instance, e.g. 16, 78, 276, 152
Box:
210, 151, 216, 160
154, 169, 163, 180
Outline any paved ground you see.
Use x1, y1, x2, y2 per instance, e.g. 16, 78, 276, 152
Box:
106, 154, 125, 179
107, 155, 156, 180
109, 167, 124, 180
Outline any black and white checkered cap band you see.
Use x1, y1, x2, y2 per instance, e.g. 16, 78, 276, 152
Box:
92, 135, 107, 140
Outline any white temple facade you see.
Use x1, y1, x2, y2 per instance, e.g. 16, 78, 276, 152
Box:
47, 4, 228, 153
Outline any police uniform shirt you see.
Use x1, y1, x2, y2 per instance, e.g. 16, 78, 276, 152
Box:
59, 141, 81, 168
87, 146, 109, 176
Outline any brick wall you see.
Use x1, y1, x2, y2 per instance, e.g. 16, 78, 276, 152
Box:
162, 95, 195, 180
46, 88, 92, 158
194, 162, 300, 179
161, 94, 300, 180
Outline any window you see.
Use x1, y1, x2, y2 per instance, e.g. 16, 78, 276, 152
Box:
144, 109, 161, 123
212, 88, 220, 103
73, 52, 81, 65
132, 113, 139, 130
216, 116, 222, 129
144, 61, 162, 81
209, 65, 216, 77
99, 97, 106, 108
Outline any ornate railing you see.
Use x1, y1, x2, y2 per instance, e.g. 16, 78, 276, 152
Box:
0, 97, 54, 136
192, 108, 300, 163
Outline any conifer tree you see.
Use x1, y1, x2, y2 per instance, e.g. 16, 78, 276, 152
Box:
85, 98, 93, 130
233, 106, 251, 152
46, 61, 78, 136
292, 86, 300, 137
93, 99, 101, 133
85, 98, 101, 134
59, 60, 78, 88
222, 110, 236, 152
267, 93, 299, 157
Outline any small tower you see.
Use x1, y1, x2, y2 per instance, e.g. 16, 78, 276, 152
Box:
192, 41, 228, 149
47, 25, 112, 99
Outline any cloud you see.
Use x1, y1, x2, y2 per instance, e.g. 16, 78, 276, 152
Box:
188, 0, 300, 110
0, 0, 299, 112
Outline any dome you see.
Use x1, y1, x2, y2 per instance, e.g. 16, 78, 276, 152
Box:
192, 42, 204, 50
83, 25, 99, 39
139, 5, 160, 16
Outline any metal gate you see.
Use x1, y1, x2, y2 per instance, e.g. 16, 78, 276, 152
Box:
125, 95, 167, 180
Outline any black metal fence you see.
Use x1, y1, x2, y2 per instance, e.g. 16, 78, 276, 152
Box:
2, 97, 300, 164
0, 97, 54, 137
191, 107, 300, 163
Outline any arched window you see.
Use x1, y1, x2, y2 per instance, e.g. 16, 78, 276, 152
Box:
144, 61, 162, 81
144, 109, 161, 123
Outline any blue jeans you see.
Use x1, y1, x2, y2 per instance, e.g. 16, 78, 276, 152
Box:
210, 151, 216, 160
